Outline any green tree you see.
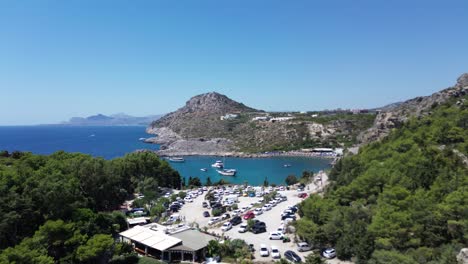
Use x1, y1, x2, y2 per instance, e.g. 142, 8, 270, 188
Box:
207, 240, 221, 257
76, 234, 114, 263
206, 176, 213, 186
285, 174, 299, 186
368, 250, 418, 264
305, 254, 326, 264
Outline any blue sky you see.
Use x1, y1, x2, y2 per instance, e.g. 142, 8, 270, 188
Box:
1, 0, 467, 125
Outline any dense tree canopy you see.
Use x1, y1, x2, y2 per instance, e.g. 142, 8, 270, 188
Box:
295, 96, 468, 264
0, 151, 181, 262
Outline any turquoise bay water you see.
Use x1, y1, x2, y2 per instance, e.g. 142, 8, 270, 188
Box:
0, 126, 331, 184
168, 156, 330, 186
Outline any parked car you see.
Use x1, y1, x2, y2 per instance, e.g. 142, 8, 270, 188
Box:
221, 213, 231, 220
238, 223, 248, 233
298, 193, 308, 199
254, 208, 263, 215
243, 211, 255, 220
211, 202, 222, 208
259, 244, 269, 257
221, 222, 232, 231
277, 225, 286, 234
269, 232, 284, 240
322, 248, 336, 259
208, 217, 220, 225
271, 246, 281, 259
252, 222, 266, 234
284, 250, 302, 262
281, 214, 296, 221
202, 201, 208, 208
230, 216, 242, 225
184, 197, 193, 202
297, 242, 312, 252
203, 211, 210, 217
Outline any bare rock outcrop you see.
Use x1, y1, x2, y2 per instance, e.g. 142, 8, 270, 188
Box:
359, 73, 468, 143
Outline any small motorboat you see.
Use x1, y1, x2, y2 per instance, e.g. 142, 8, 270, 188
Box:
139, 137, 146, 141
217, 169, 237, 176
200, 168, 208, 172
211, 160, 224, 168
168, 157, 185, 163
283, 164, 292, 168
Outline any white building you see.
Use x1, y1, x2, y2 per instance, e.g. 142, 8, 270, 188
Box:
270, 117, 294, 122
220, 114, 239, 120
119, 223, 215, 262
252, 116, 269, 121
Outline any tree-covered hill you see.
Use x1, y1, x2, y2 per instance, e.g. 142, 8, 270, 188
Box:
0, 151, 181, 263
295, 95, 468, 264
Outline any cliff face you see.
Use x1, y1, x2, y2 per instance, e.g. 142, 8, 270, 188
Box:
359, 73, 468, 143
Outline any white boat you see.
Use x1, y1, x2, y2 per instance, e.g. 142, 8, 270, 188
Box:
283, 164, 292, 168
211, 160, 224, 168
200, 168, 208, 172
217, 169, 237, 176
168, 157, 185, 163
139, 137, 146, 141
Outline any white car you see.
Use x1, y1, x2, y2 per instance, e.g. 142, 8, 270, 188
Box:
259, 244, 269, 257
254, 208, 263, 215
269, 200, 277, 205
221, 222, 232, 231
232, 209, 242, 215
238, 223, 248, 233
277, 225, 286, 234
322, 248, 337, 259
208, 217, 220, 225
269, 232, 284, 240
271, 246, 281, 259
184, 197, 193, 203
262, 204, 272, 211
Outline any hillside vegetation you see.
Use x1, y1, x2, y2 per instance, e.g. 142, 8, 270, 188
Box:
0, 151, 181, 263
148, 92, 376, 153
295, 95, 468, 264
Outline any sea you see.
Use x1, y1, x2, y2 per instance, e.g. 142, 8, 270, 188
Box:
0, 126, 331, 185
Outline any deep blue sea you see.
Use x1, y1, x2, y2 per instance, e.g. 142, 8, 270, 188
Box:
0, 126, 331, 185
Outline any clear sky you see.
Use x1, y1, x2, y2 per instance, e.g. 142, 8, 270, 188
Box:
1, 0, 467, 125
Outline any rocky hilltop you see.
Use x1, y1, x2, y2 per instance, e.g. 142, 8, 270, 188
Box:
146, 92, 376, 155
359, 73, 468, 143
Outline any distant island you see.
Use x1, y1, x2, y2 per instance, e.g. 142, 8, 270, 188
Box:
57, 113, 162, 126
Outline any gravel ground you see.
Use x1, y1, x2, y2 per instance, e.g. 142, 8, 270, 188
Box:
176, 173, 352, 264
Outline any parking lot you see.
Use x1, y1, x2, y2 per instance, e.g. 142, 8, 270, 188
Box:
176, 173, 352, 263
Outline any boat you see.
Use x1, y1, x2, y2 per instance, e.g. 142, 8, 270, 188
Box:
139, 137, 146, 141
211, 160, 224, 168
200, 168, 208, 172
283, 164, 292, 168
168, 157, 185, 163
217, 169, 237, 176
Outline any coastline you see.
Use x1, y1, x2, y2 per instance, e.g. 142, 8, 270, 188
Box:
144, 127, 341, 160
136, 149, 339, 159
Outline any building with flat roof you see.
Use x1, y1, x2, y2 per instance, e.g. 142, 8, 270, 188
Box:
119, 223, 216, 262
